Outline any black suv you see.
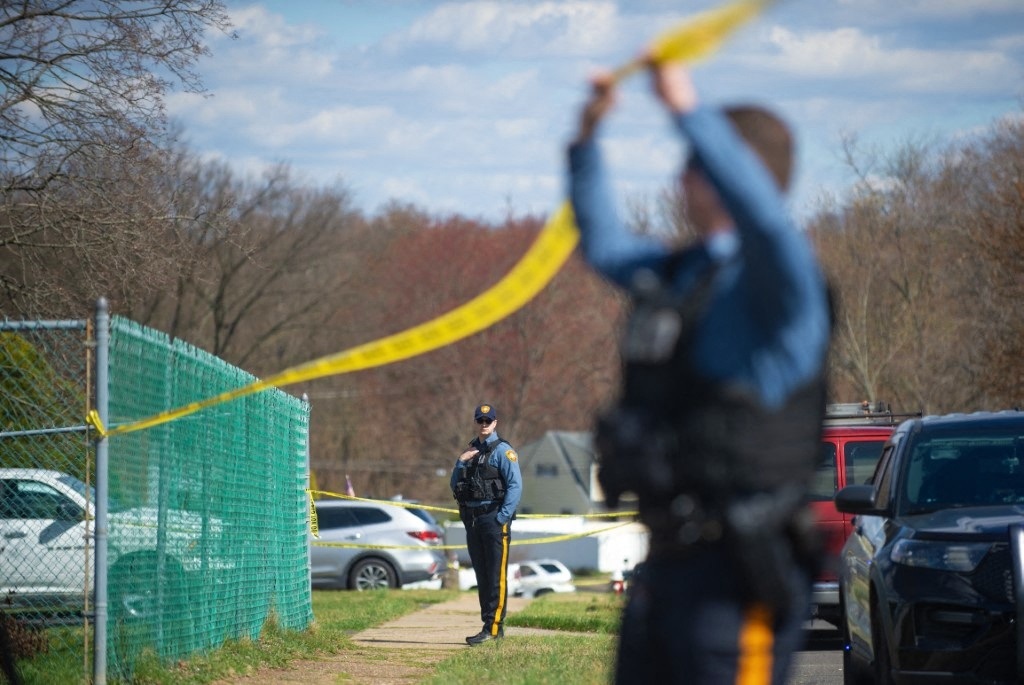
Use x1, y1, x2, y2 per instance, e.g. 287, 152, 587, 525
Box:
836, 410, 1024, 685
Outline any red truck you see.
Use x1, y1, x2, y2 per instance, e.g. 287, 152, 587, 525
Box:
808, 402, 918, 627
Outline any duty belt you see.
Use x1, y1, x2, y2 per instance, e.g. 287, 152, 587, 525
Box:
462, 501, 500, 516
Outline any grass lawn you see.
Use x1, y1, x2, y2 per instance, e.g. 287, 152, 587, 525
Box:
428, 592, 621, 685
11, 589, 623, 684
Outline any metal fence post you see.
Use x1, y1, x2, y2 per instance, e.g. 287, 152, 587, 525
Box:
94, 298, 109, 685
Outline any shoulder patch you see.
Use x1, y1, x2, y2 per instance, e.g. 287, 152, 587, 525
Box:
506, 449, 518, 463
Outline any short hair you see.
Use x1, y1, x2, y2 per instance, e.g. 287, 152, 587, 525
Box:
724, 105, 793, 192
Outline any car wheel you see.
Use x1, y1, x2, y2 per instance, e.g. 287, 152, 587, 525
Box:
871, 600, 894, 685
533, 588, 552, 597
348, 557, 398, 590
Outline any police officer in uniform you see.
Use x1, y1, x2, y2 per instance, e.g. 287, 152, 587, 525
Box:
568, 59, 831, 684
450, 403, 523, 646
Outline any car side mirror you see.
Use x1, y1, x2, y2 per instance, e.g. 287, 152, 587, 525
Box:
834, 485, 882, 515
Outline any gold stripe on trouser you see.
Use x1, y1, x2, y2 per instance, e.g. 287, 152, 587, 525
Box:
735, 603, 773, 685
491, 521, 510, 636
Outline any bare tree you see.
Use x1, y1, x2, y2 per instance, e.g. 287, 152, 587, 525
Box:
962, 117, 1024, 406
812, 115, 1024, 414
124, 155, 370, 374
0, 0, 230, 193
0, 138, 198, 315
0, 0, 232, 316
811, 197, 910, 405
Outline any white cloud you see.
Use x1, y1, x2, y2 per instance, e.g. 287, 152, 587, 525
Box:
168, 89, 266, 126
215, 5, 336, 80
762, 26, 1014, 95
384, 1, 622, 57
227, 5, 323, 49
284, 105, 400, 145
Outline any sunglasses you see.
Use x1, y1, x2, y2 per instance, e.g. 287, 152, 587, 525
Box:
475, 417, 494, 425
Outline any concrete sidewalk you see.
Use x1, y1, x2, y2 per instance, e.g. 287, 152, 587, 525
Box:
351, 592, 555, 649
211, 593, 553, 684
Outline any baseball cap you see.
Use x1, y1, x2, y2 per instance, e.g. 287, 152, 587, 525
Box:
474, 404, 497, 421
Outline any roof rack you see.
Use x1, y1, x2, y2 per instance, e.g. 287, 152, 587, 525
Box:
824, 401, 922, 426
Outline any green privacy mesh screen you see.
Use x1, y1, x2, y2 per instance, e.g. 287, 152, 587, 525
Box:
106, 316, 312, 678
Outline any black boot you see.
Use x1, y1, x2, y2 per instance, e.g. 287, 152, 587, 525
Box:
466, 626, 504, 645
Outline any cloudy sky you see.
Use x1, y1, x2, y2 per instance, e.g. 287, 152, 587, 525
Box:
169, 0, 1024, 224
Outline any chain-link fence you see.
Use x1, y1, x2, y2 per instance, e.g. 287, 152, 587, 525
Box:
1, 302, 313, 683
1, 317, 94, 684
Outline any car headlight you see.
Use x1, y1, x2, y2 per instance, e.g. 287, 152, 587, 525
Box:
890, 539, 992, 572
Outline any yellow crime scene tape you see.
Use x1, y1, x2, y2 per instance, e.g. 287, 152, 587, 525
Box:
306, 489, 636, 520
307, 489, 638, 550
87, 0, 772, 442
311, 522, 635, 553
306, 489, 640, 542
613, 0, 773, 82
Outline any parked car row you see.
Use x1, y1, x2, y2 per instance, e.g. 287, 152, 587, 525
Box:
22, 409, 1024, 683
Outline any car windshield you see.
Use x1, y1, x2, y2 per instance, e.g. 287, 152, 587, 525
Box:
899, 427, 1024, 515
56, 473, 124, 512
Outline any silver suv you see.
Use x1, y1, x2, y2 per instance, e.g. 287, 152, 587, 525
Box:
310, 499, 445, 590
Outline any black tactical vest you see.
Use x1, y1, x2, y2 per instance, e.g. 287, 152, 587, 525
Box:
454, 438, 509, 505
595, 264, 829, 513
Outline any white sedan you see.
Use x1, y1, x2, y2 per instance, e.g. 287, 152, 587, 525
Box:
512, 559, 575, 598
458, 558, 576, 598
458, 564, 522, 596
